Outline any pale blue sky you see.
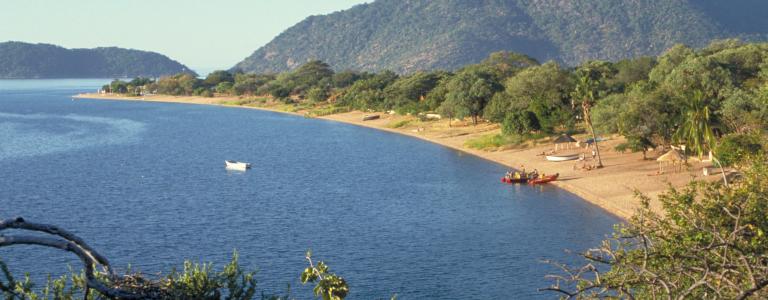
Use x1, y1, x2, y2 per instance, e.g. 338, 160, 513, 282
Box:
0, 0, 370, 73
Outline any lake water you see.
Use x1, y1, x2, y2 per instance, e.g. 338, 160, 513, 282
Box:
0, 79, 620, 299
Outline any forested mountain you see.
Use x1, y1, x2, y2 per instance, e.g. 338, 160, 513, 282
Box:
233, 0, 768, 74
0, 41, 195, 78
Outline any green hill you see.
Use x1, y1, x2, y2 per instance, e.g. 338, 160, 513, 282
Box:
0, 41, 195, 79
233, 0, 768, 73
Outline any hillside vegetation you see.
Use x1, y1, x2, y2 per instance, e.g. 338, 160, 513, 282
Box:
0, 41, 195, 79
233, 0, 768, 73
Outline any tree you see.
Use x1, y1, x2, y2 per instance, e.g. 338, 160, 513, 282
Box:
501, 110, 540, 135
594, 83, 679, 148
571, 68, 604, 168
129, 77, 154, 87
279, 60, 335, 96
614, 135, 655, 159
662, 56, 733, 101
715, 133, 764, 167
424, 75, 453, 111
443, 71, 498, 125
383, 71, 445, 113
544, 158, 768, 299
266, 83, 291, 100
479, 51, 539, 79
483, 62, 572, 131
720, 89, 768, 134
648, 44, 695, 84
300, 250, 349, 300
437, 94, 464, 128
216, 82, 234, 94
204, 70, 234, 86
306, 87, 330, 103
337, 71, 398, 110
156, 74, 201, 96
331, 71, 365, 89
674, 90, 717, 158
109, 79, 128, 94
234, 74, 275, 96
611, 56, 656, 91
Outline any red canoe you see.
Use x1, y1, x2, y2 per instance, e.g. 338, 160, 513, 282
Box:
528, 173, 559, 185
501, 177, 528, 184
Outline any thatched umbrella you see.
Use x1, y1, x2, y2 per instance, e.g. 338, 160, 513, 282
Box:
657, 149, 685, 173
554, 134, 577, 151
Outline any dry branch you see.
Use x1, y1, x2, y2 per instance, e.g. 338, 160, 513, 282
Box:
0, 217, 141, 299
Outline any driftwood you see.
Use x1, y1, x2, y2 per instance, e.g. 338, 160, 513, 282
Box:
0, 217, 141, 299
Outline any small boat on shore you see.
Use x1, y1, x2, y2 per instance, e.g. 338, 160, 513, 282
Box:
529, 173, 559, 185
362, 114, 380, 121
501, 177, 528, 184
546, 154, 580, 162
225, 160, 251, 171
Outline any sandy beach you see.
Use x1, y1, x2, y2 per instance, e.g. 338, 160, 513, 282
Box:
74, 93, 722, 220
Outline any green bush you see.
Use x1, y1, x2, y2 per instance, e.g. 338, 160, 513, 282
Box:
501, 110, 540, 135
715, 133, 764, 166
387, 120, 412, 128
545, 158, 768, 298
194, 87, 214, 97
0, 251, 349, 300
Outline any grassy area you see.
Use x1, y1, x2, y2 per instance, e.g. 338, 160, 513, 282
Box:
307, 105, 351, 117
465, 134, 513, 150
464, 133, 536, 150
274, 103, 300, 112
387, 119, 413, 128
219, 97, 268, 106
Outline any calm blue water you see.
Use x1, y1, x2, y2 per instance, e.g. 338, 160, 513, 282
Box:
0, 80, 620, 299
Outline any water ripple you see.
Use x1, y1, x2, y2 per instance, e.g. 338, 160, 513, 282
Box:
0, 112, 145, 160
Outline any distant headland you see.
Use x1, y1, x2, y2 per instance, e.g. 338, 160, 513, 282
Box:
0, 41, 195, 79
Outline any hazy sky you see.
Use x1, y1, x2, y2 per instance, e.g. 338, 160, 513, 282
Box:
0, 0, 370, 72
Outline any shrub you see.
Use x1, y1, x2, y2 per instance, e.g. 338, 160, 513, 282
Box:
544, 158, 768, 299
501, 110, 540, 135
715, 133, 764, 166
387, 120, 412, 128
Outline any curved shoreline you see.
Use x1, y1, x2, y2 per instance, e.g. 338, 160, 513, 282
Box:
74, 93, 718, 220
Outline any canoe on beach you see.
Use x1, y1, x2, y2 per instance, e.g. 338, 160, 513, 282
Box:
529, 173, 559, 185
546, 154, 580, 162
501, 177, 528, 184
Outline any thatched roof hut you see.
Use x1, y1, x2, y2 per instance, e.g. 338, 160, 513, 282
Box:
657, 149, 684, 162
554, 134, 577, 144
554, 134, 577, 151
657, 149, 685, 173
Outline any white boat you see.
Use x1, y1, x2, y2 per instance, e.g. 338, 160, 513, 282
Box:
225, 160, 251, 171
546, 154, 580, 162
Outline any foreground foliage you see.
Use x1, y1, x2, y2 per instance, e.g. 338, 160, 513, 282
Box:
0, 217, 345, 300
1, 253, 286, 300
544, 158, 768, 299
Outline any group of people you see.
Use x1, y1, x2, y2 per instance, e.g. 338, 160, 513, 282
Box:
504, 167, 543, 181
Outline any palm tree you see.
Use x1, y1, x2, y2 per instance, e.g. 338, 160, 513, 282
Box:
674, 90, 716, 159
571, 70, 604, 168
675, 90, 729, 186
